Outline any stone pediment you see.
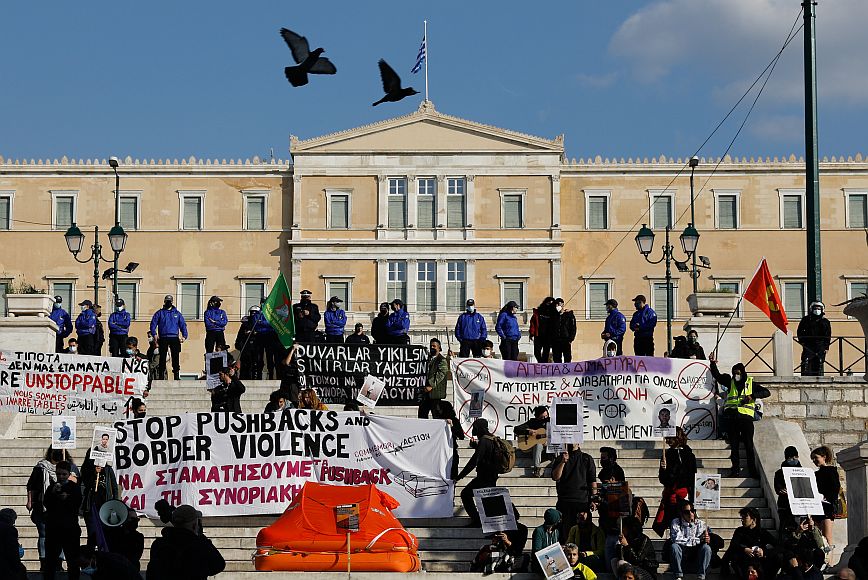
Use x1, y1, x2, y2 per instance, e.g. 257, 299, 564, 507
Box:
291, 101, 563, 155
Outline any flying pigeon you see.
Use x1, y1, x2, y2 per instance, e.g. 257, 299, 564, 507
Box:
280, 27, 336, 87
372, 59, 419, 106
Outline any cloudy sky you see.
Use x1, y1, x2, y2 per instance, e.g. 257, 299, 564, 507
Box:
1, 0, 865, 161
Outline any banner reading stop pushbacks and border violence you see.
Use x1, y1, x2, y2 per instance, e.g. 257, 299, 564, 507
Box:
0, 350, 148, 417
294, 343, 427, 406
113, 411, 454, 518
451, 356, 718, 441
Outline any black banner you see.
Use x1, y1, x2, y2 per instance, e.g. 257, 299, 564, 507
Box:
294, 344, 428, 406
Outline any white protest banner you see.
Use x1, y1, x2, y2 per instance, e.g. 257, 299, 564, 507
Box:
783, 466, 824, 515
205, 352, 228, 390
473, 487, 517, 534
653, 402, 677, 438
91, 426, 117, 466
549, 396, 583, 444
52, 416, 76, 449
357, 375, 385, 409
451, 356, 717, 440
536, 542, 573, 580
0, 350, 147, 417
113, 411, 454, 519
693, 473, 721, 511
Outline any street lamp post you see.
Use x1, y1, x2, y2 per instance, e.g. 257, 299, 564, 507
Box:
636, 223, 700, 355
108, 157, 124, 304
688, 156, 699, 295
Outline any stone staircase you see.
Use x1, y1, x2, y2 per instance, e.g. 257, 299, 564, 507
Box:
1, 380, 771, 575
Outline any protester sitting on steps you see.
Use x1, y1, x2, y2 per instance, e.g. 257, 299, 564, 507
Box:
665, 500, 712, 580
297, 387, 328, 411
531, 508, 561, 574
564, 542, 598, 580
567, 507, 605, 572
722, 506, 776, 579
513, 405, 549, 478
610, 516, 658, 580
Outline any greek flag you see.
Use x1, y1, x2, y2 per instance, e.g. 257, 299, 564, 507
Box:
411, 35, 426, 74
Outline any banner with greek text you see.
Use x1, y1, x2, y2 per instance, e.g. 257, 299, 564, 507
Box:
295, 343, 427, 406
451, 356, 718, 440
0, 351, 148, 417
113, 411, 454, 518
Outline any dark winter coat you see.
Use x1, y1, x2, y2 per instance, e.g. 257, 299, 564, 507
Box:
146, 526, 226, 580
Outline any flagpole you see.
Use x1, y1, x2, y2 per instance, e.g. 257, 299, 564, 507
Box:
424, 20, 429, 102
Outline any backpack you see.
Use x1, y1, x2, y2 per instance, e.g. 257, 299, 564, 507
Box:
486, 435, 516, 474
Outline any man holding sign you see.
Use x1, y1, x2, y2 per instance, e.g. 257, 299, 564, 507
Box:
551, 444, 597, 541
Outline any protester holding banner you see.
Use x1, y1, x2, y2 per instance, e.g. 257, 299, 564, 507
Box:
455, 298, 488, 357
80, 450, 120, 551
629, 295, 657, 356
551, 298, 577, 363
146, 504, 226, 580
775, 446, 802, 527
323, 296, 347, 343
456, 419, 500, 528
150, 295, 188, 381
64, 337, 79, 354
386, 298, 411, 344
204, 296, 228, 354
292, 289, 321, 343
709, 353, 769, 478
601, 299, 626, 356
420, 338, 448, 418
42, 460, 82, 580
51, 295, 73, 353
810, 445, 841, 549
495, 301, 521, 361
210, 367, 246, 412
721, 506, 776, 579
653, 428, 696, 537
75, 299, 99, 355
25, 446, 80, 567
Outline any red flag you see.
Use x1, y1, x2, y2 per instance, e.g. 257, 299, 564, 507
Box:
743, 258, 788, 333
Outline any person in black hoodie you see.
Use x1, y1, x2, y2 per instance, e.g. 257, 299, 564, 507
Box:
612, 516, 658, 580
551, 298, 577, 363
722, 506, 776, 578
652, 427, 696, 537
292, 290, 321, 343
709, 353, 770, 478
210, 367, 246, 412
0, 508, 26, 580
797, 301, 831, 376
42, 461, 82, 580
371, 302, 391, 344
775, 446, 802, 528
147, 504, 225, 580
456, 419, 500, 527
433, 400, 466, 481
530, 297, 555, 363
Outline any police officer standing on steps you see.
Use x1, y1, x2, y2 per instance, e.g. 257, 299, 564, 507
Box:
455, 298, 487, 357
630, 295, 657, 356
323, 296, 347, 343
150, 294, 188, 380
797, 301, 832, 377
204, 296, 228, 354
293, 290, 321, 343
601, 299, 626, 355
708, 352, 770, 478
75, 300, 98, 355
108, 299, 131, 357
50, 295, 73, 353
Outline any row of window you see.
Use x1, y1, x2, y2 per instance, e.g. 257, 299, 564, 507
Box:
1, 187, 866, 232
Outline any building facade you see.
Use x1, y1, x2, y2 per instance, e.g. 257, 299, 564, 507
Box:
1, 101, 866, 374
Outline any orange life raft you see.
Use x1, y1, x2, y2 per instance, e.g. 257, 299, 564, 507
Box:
254, 482, 421, 572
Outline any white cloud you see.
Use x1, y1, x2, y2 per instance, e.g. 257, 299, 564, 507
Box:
609, 0, 868, 105
575, 72, 619, 89
749, 114, 803, 142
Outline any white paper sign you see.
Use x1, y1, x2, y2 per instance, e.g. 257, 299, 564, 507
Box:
52, 415, 76, 449
468, 390, 485, 419
783, 466, 824, 515
205, 352, 228, 391
535, 542, 573, 580
549, 396, 583, 444
90, 426, 116, 466
473, 487, 517, 534
653, 403, 677, 438
357, 375, 386, 409
693, 473, 721, 511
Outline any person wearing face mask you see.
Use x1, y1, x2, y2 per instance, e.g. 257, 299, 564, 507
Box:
345, 322, 371, 344
601, 299, 626, 356
529, 297, 556, 363
50, 295, 73, 353
75, 300, 98, 355
64, 337, 79, 354
603, 339, 618, 358
797, 301, 832, 377
709, 352, 770, 478
671, 330, 706, 360
204, 296, 228, 354
108, 299, 131, 357
629, 295, 657, 357
323, 296, 347, 343
774, 446, 802, 528
419, 338, 448, 418
455, 298, 488, 357
480, 340, 497, 358
495, 301, 522, 361
551, 298, 577, 363
371, 302, 391, 344
385, 298, 411, 344
292, 289, 321, 343
128, 397, 147, 419
150, 295, 188, 381
93, 304, 106, 356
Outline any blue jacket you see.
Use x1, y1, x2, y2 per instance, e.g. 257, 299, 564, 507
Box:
323, 308, 347, 336
251, 311, 274, 334
495, 311, 521, 341
108, 310, 131, 335
150, 306, 188, 339
204, 307, 228, 332
630, 305, 658, 337
50, 307, 72, 339
386, 309, 410, 336
455, 311, 487, 342
74, 309, 97, 336
604, 308, 627, 342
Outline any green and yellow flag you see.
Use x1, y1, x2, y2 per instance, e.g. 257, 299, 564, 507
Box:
262, 272, 295, 348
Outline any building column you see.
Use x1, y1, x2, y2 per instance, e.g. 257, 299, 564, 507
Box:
291, 174, 302, 239
406, 174, 417, 240
291, 259, 303, 298
376, 259, 387, 304
466, 259, 477, 305
436, 259, 448, 313
465, 175, 476, 240
376, 175, 388, 238
435, 175, 447, 236
550, 258, 562, 299
407, 259, 418, 313
551, 174, 561, 240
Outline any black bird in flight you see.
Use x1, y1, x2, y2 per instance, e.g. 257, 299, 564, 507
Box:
280, 27, 336, 87
372, 59, 419, 106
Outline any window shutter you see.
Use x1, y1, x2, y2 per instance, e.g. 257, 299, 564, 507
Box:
184, 198, 201, 229
503, 195, 522, 228
588, 283, 609, 318
246, 198, 265, 230
652, 197, 671, 229
119, 198, 137, 230
718, 196, 737, 229
653, 283, 670, 319
588, 197, 607, 230
783, 197, 802, 229
418, 197, 434, 228
56, 198, 73, 228
0, 198, 9, 230
849, 194, 867, 228
503, 282, 524, 310
330, 196, 349, 229
852, 282, 868, 300
783, 282, 805, 318
447, 196, 465, 228
388, 197, 406, 228
117, 283, 137, 318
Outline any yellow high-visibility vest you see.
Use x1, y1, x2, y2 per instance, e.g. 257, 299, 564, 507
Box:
724, 376, 755, 417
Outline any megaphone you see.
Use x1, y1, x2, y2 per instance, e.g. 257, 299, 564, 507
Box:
98, 499, 129, 528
